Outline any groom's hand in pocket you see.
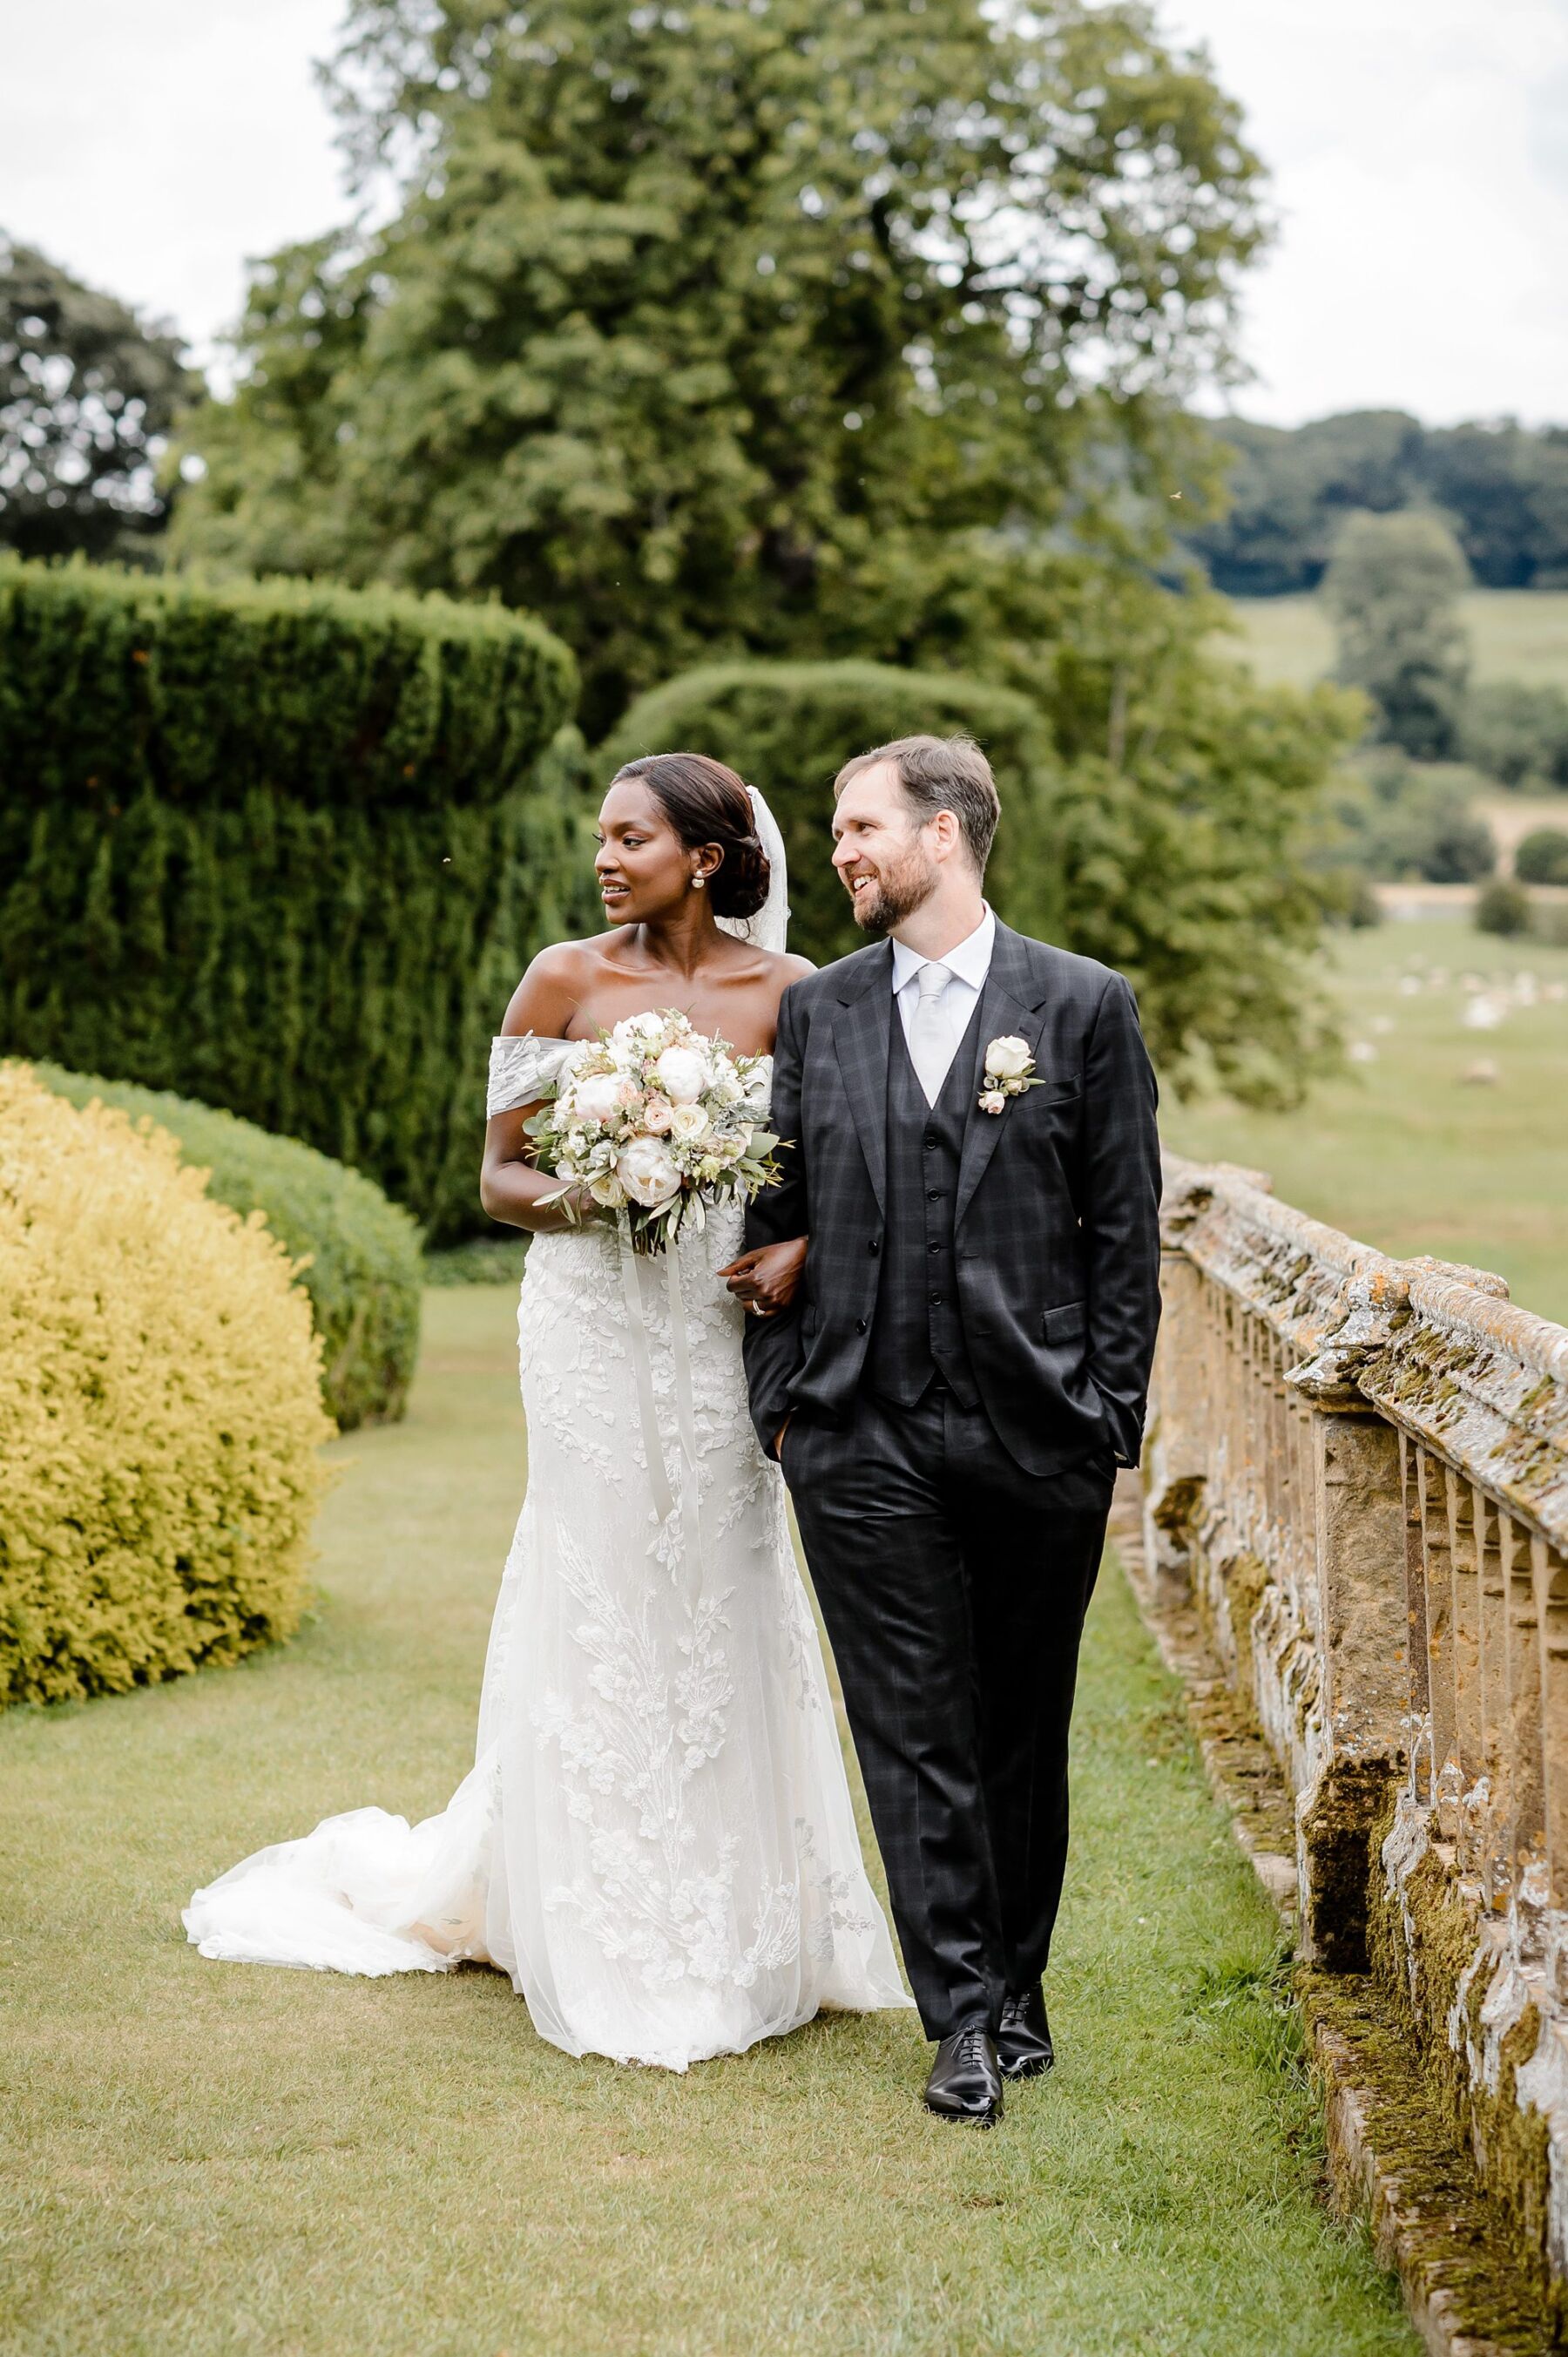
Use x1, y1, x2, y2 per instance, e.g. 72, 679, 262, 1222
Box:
720, 1236, 808, 1317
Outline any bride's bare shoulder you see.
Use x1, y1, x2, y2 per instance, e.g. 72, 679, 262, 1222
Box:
499, 935, 616, 1038
761, 949, 816, 987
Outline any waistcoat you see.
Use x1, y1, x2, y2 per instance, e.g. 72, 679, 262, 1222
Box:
862, 994, 983, 1409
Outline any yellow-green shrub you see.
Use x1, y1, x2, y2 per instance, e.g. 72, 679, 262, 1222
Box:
0, 1064, 333, 1706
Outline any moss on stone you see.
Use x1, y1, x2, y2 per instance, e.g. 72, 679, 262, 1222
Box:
1366, 1815, 1561, 2338
1301, 1760, 1401, 1974
1301, 1968, 1557, 2353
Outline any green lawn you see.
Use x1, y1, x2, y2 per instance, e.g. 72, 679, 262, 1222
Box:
1221, 587, 1568, 692
1, 1287, 1415, 2357
1162, 916, 1568, 1326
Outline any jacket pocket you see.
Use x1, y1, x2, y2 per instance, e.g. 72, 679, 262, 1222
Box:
1042, 1299, 1087, 1344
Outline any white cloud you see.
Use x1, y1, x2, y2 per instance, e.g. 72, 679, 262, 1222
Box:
3, 0, 1566, 427
0, 0, 350, 373
1166, 0, 1568, 423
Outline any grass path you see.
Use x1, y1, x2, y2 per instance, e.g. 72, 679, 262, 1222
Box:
2, 1290, 1416, 2357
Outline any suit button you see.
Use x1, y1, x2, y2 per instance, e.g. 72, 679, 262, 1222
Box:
929, 1292, 943, 1306
855, 1317, 868, 1332
923, 1134, 937, 1150
928, 1242, 942, 1254
868, 1238, 880, 1254
927, 1189, 941, 1202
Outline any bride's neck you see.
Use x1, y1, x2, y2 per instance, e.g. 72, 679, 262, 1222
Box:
632, 904, 725, 980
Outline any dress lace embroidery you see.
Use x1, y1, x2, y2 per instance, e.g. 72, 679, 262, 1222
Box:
184, 1030, 910, 2069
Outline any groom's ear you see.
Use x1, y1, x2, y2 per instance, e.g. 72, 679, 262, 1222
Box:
927, 807, 965, 863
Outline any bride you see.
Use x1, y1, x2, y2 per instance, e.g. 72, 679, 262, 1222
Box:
185, 750, 911, 2069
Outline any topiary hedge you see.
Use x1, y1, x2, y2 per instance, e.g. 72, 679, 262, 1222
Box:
0, 1063, 333, 1707
0, 559, 586, 1240
35, 1063, 422, 1430
599, 661, 1053, 969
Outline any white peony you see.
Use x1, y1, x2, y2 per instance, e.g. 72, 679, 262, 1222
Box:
617, 1134, 682, 1208
569, 1071, 624, 1127
652, 1044, 708, 1105
668, 1101, 710, 1143
983, 1034, 1032, 1080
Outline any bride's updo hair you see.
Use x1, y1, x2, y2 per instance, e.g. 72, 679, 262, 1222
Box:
611, 751, 771, 921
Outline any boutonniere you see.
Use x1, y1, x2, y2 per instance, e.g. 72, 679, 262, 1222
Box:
978, 1035, 1044, 1114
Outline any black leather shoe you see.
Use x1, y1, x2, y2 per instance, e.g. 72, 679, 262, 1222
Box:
923, 2025, 1004, 2126
997, 1985, 1055, 2080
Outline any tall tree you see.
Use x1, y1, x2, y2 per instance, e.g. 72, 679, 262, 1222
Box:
0, 239, 197, 563
173, 0, 1266, 733
1321, 510, 1471, 761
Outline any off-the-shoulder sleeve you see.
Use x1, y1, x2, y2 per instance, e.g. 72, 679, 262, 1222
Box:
486, 1034, 576, 1118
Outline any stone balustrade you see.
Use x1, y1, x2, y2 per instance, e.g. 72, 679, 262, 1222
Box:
1144, 1153, 1568, 2333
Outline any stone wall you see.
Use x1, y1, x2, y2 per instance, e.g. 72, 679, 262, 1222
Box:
1145, 1155, 1568, 2332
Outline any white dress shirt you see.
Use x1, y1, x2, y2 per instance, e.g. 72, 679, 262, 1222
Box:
889, 904, 997, 1094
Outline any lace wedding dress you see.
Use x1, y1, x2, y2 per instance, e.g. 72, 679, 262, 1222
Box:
185, 1032, 910, 2070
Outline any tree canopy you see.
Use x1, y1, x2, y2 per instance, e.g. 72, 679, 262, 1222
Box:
173, 0, 1266, 734
1186, 410, 1568, 597
1321, 510, 1471, 761
0, 238, 197, 563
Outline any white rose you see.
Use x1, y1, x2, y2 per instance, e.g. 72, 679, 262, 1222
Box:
570, 1071, 624, 1127
668, 1101, 710, 1143
652, 1044, 708, 1105
588, 1172, 626, 1207
978, 1088, 1007, 1115
983, 1034, 1032, 1080
616, 1134, 682, 1208
643, 1094, 675, 1135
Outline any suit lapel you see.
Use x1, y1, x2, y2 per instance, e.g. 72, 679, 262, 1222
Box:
954, 924, 1050, 1233
830, 940, 894, 1215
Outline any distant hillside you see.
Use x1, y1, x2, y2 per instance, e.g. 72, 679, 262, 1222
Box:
1222, 589, 1568, 692
1188, 412, 1568, 597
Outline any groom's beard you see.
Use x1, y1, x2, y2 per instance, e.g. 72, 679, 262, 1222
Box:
846, 843, 940, 936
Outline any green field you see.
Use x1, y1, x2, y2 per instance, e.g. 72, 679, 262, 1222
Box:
1222, 588, 1568, 691
1162, 916, 1568, 1327
0, 1286, 1415, 2357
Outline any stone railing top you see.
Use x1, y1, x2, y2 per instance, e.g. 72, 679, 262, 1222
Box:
1161, 1152, 1568, 1551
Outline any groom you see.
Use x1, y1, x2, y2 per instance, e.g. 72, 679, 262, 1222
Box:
739, 735, 1161, 2125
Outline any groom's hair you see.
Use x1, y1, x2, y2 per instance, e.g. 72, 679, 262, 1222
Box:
834, 735, 1001, 875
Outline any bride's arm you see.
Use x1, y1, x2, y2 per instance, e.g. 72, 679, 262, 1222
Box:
478, 950, 594, 1235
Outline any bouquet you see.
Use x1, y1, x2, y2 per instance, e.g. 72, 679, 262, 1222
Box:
524, 1010, 783, 1255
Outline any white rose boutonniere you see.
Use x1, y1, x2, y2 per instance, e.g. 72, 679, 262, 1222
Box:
978, 1034, 1044, 1114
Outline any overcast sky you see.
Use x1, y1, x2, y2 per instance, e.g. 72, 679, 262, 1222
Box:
4, 0, 1567, 427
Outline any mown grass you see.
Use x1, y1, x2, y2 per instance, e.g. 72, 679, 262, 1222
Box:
1, 1289, 1416, 2357
1162, 915, 1568, 1325
1222, 586, 1568, 691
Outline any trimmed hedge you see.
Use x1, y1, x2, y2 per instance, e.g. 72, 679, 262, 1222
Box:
600, 661, 1053, 969
0, 560, 585, 1239
35, 1063, 422, 1430
0, 1064, 332, 1707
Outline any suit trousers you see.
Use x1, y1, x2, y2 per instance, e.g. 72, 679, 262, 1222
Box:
784, 1385, 1112, 2040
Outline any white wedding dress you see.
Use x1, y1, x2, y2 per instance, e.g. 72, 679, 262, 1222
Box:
185, 1031, 911, 2069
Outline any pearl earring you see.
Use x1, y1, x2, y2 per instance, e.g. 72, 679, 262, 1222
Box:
692, 875, 706, 890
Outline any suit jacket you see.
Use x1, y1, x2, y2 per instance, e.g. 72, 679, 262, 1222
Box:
742, 920, 1162, 1478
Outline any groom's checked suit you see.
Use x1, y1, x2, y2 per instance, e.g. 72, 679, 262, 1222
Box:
743, 914, 1161, 2040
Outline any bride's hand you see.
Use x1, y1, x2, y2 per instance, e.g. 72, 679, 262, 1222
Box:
720, 1236, 808, 1316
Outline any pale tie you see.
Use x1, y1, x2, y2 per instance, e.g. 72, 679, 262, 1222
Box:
908, 961, 957, 1107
